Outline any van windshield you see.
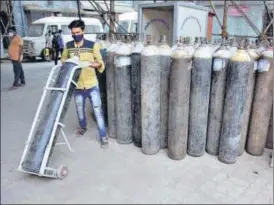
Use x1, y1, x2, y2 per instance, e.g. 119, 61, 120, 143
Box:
28, 24, 45, 37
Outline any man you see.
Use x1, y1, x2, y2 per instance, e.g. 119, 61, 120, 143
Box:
8, 27, 25, 90
45, 30, 53, 61
61, 20, 109, 148
52, 29, 64, 65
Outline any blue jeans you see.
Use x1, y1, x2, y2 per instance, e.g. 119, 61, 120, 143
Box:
74, 86, 107, 138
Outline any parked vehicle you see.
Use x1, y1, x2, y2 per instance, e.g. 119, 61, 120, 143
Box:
22, 16, 104, 61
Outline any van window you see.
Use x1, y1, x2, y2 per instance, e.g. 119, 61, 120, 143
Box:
28, 24, 45, 37
61, 25, 70, 35
46, 25, 58, 34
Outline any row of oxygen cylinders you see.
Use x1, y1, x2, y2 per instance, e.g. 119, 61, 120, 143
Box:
102, 35, 273, 164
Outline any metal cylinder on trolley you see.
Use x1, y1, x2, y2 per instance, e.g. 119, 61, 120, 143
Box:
206, 39, 232, 155
168, 37, 193, 160
141, 35, 161, 155
158, 35, 172, 149
246, 44, 273, 156
106, 37, 118, 139
238, 40, 260, 156
218, 40, 253, 164
188, 38, 213, 157
131, 34, 144, 147
114, 38, 133, 144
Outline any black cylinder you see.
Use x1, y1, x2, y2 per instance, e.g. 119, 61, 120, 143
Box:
114, 43, 133, 144
218, 49, 252, 164
206, 45, 231, 155
106, 43, 118, 139
247, 50, 273, 156
168, 45, 192, 160
141, 44, 161, 155
131, 42, 144, 147
188, 45, 213, 157
158, 42, 172, 149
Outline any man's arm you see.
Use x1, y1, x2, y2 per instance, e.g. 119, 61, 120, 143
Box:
90, 43, 105, 73
61, 47, 69, 64
18, 36, 23, 61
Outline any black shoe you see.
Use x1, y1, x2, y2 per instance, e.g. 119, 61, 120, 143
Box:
18, 83, 25, 87
76, 127, 87, 137
100, 136, 109, 149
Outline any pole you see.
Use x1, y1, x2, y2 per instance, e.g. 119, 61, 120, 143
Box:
209, 0, 222, 29
109, 0, 115, 37
77, 0, 81, 20
221, 0, 228, 39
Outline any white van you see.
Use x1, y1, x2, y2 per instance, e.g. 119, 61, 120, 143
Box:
22, 16, 104, 60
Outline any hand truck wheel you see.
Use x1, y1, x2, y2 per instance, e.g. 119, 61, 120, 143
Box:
57, 165, 68, 179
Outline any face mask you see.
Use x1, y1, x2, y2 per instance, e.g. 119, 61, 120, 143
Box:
72, 34, 83, 43
8, 32, 14, 37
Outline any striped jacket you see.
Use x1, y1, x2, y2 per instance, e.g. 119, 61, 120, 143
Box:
61, 39, 105, 89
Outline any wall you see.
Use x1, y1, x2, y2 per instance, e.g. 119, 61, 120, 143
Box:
142, 8, 173, 45
177, 5, 208, 39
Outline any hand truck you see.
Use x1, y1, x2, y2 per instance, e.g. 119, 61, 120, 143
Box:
18, 58, 90, 179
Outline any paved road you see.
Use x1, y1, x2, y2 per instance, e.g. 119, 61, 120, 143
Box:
1, 61, 273, 204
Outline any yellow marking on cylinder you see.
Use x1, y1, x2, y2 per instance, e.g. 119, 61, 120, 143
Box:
231, 50, 252, 62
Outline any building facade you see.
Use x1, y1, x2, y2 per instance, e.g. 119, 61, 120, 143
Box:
11, 0, 135, 37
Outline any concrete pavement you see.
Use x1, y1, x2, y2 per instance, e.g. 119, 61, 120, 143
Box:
1, 60, 273, 204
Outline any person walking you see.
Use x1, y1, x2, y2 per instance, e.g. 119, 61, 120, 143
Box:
61, 20, 109, 149
8, 27, 25, 90
52, 29, 64, 65
44, 30, 53, 61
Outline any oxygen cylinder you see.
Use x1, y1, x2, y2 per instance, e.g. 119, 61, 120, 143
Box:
141, 35, 161, 155
194, 37, 200, 49
218, 41, 253, 164
106, 40, 118, 139
114, 40, 133, 144
184, 36, 196, 56
247, 45, 273, 156
211, 39, 220, 53
168, 39, 193, 160
188, 38, 213, 157
206, 40, 232, 155
229, 38, 238, 57
238, 41, 260, 156
172, 40, 179, 51
131, 35, 144, 147
158, 35, 172, 149
98, 38, 108, 124
266, 109, 273, 149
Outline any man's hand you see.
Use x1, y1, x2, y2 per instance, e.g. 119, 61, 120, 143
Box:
89, 61, 101, 69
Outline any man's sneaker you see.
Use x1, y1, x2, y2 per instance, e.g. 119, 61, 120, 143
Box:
76, 127, 87, 137
8, 85, 20, 90
100, 136, 109, 149
18, 83, 25, 87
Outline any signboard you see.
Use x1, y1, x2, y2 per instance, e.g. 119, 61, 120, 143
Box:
229, 5, 248, 16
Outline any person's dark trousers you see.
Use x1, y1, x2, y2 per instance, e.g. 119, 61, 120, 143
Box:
12, 60, 25, 86
54, 48, 63, 65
